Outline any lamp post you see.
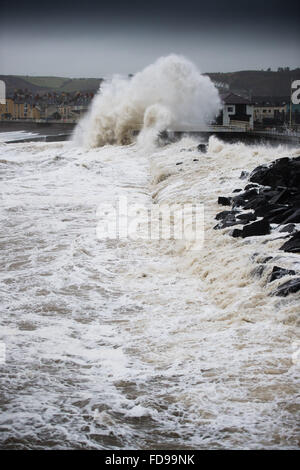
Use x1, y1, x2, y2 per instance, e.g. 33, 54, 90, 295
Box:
289, 80, 293, 129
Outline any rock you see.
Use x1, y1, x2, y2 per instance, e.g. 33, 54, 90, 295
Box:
215, 210, 237, 221
281, 208, 300, 224
269, 266, 296, 283
273, 278, 300, 297
255, 204, 294, 224
214, 221, 236, 230
214, 211, 238, 229
216, 156, 300, 244
231, 228, 243, 237
236, 212, 257, 223
197, 143, 207, 153
279, 232, 300, 253
249, 156, 300, 189
240, 170, 249, 179
218, 196, 232, 206
232, 189, 259, 208
269, 188, 290, 205
279, 224, 296, 233
268, 208, 295, 224
243, 196, 270, 211
193, 159, 199, 162
242, 218, 270, 238
176, 162, 183, 165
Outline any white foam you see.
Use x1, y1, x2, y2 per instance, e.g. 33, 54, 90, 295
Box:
1, 57, 299, 449
0, 130, 39, 142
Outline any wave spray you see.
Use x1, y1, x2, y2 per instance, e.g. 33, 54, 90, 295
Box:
73, 55, 221, 148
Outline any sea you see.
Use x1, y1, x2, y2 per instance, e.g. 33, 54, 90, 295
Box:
0, 55, 299, 449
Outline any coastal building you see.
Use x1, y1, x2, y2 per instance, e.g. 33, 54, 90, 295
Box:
57, 104, 89, 121
0, 98, 14, 119
287, 102, 300, 125
0, 97, 41, 120
221, 93, 254, 129
253, 96, 287, 124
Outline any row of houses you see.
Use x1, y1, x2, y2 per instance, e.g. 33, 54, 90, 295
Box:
0, 91, 298, 129
0, 93, 93, 121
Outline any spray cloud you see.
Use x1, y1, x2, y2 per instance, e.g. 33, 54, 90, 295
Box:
73, 55, 221, 148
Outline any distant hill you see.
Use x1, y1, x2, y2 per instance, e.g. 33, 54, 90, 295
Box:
0, 75, 103, 95
1, 69, 300, 97
206, 69, 300, 97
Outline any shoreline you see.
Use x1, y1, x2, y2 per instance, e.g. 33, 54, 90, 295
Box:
0, 120, 76, 136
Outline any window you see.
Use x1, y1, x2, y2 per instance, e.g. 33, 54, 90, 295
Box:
227, 106, 233, 112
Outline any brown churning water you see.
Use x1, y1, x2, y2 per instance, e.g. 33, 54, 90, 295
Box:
0, 55, 299, 449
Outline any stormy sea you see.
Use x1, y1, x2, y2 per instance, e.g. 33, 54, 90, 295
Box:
0, 56, 299, 450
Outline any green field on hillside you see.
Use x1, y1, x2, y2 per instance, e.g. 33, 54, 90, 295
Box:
0, 75, 103, 95
22, 76, 68, 89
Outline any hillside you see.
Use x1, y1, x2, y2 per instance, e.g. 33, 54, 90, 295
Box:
206, 69, 300, 96
0, 75, 103, 95
1, 69, 299, 97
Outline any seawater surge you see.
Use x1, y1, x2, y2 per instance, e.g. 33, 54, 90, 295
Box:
73, 55, 221, 148
0, 56, 299, 449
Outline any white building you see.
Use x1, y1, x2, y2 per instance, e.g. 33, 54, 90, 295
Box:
221, 93, 254, 129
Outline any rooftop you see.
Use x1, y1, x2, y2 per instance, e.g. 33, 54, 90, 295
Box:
222, 92, 252, 105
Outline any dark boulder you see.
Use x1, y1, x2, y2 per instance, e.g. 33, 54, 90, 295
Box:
233, 188, 259, 206
279, 224, 296, 233
243, 196, 271, 211
249, 156, 300, 189
216, 156, 300, 245
254, 204, 294, 224
273, 278, 300, 297
231, 228, 243, 238
214, 211, 239, 229
236, 212, 257, 223
242, 218, 270, 238
268, 207, 296, 224
215, 210, 238, 221
279, 232, 300, 253
269, 266, 296, 283
197, 144, 207, 153
214, 220, 237, 230
269, 188, 291, 205
281, 208, 300, 225
218, 196, 232, 206
176, 162, 183, 165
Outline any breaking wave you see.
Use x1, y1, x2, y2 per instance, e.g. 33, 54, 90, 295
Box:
73, 55, 221, 148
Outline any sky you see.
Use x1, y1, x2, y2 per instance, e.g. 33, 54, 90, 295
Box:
0, 0, 299, 77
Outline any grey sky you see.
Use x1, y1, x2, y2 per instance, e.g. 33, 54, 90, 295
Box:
1, 1, 299, 76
